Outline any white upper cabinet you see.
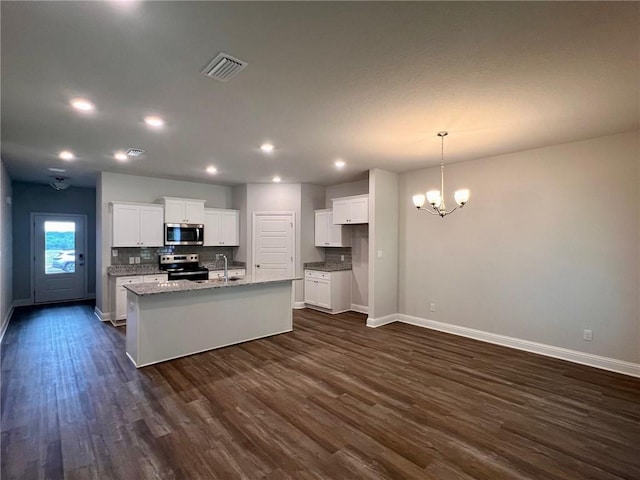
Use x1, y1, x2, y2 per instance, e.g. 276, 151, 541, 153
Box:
112, 202, 164, 247
315, 209, 351, 247
204, 208, 239, 246
163, 197, 206, 224
331, 194, 369, 224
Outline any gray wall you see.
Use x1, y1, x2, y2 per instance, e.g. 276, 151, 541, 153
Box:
301, 183, 326, 268
12, 181, 96, 302
96, 172, 233, 314
325, 178, 369, 209
369, 169, 399, 320
398, 131, 640, 363
0, 160, 13, 334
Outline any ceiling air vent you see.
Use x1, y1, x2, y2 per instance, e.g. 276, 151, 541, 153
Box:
126, 148, 145, 157
202, 53, 247, 82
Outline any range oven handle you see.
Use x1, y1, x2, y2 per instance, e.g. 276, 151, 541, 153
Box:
165, 268, 184, 272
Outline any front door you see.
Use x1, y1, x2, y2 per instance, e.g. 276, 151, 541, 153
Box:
33, 214, 87, 303
252, 213, 294, 281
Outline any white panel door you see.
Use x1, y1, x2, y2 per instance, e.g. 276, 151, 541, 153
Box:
112, 203, 141, 247
315, 210, 329, 246
350, 197, 369, 223
164, 198, 185, 223
33, 214, 87, 303
304, 278, 318, 305
332, 200, 350, 224
253, 213, 294, 281
203, 209, 222, 246
184, 200, 205, 224
316, 279, 331, 309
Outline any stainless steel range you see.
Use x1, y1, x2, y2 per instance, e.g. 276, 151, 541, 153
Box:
159, 253, 209, 281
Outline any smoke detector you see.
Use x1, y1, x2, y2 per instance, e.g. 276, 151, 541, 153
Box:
202, 53, 247, 82
50, 176, 70, 191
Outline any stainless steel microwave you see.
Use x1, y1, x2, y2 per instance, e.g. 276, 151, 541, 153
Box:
164, 223, 204, 246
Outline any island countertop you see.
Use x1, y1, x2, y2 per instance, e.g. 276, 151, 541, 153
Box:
123, 276, 301, 296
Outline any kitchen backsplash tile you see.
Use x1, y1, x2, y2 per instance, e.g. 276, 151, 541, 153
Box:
324, 247, 351, 264
110, 246, 236, 266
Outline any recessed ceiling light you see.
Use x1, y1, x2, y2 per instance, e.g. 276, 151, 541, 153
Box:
272, 176, 281, 183
48, 167, 66, 173
126, 148, 145, 157
260, 143, 274, 153
70, 98, 95, 112
59, 150, 75, 160
206, 166, 217, 174
144, 116, 165, 128
114, 151, 128, 161
334, 160, 346, 169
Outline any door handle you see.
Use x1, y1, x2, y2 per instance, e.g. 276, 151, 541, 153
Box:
78, 253, 85, 266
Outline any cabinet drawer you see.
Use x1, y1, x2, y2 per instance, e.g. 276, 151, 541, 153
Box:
115, 276, 143, 286
305, 270, 331, 280
143, 274, 168, 283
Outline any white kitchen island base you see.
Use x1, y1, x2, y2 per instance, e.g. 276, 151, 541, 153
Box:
125, 279, 293, 368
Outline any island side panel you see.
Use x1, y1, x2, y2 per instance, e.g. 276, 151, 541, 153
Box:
127, 281, 293, 367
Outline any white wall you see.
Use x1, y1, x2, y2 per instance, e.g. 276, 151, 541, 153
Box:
399, 131, 640, 363
368, 169, 399, 321
0, 159, 13, 336
325, 178, 369, 208
96, 172, 233, 314
301, 184, 326, 267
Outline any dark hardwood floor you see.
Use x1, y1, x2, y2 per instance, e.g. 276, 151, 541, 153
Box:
1, 302, 639, 480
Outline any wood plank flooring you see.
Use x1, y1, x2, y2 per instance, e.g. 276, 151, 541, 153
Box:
2, 302, 639, 479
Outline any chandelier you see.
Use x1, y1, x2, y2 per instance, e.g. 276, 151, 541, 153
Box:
412, 131, 469, 217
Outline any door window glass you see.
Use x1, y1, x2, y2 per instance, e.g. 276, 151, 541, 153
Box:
45, 221, 75, 274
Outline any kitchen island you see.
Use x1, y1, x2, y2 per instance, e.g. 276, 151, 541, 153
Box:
124, 276, 296, 368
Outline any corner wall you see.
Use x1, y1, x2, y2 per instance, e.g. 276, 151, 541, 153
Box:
0, 160, 13, 337
398, 131, 640, 364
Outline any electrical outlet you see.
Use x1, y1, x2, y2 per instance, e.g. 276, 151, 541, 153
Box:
340, 255, 345, 262
135, 257, 141, 264
129, 257, 135, 264
112, 249, 118, 257
583, 329, 593, 341
377, 250, 383, 259
429, 302, 436, 312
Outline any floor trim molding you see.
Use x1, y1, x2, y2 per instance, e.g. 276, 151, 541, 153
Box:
94, 306, 110, 322
0, 305, 15, 343
366, 313, 398, 328
293, 301, 306, 309
397, 314, 640, 378
13, 298, 31, 307
351, 303, 369, 314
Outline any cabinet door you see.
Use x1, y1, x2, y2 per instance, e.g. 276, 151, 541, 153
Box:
220, 211, 239, 246
184, 201, 205, 224
164, 198, 185, 223
327, 211, 351, 246
315, 211, 329, 246
316, 279, 331, 308
332, 200, 350, 224
350, 197, 369, 223
113, 204, 141, 247
304, 278, 318, 305
139, 206, 164, 246
203, 210, 221, 246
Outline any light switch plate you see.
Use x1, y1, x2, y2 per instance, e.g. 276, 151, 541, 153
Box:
112, 249, 118, 257
377, 250, 383, 259
129, 257, 134, 264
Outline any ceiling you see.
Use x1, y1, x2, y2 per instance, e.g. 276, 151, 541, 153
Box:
2, 1, 638, 188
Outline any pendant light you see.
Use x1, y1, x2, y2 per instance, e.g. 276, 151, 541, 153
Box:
412, 131, 469, 217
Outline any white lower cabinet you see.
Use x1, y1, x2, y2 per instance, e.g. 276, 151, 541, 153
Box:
304, 270, 351, 314
110, 274, 168, 326
208, 269, 246, 280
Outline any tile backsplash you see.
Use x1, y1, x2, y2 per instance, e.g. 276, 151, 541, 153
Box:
110, 246, 236, 266
324, 247, 352, 264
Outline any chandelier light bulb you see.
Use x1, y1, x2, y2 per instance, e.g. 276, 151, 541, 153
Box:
426, 190, 441, 207
454, 189, 470, 206
412, 194, 426, 208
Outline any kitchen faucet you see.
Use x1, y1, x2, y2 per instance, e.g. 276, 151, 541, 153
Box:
216, 253, 228, 283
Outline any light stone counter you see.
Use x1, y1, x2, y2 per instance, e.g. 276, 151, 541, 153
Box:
125, 276, 297, 368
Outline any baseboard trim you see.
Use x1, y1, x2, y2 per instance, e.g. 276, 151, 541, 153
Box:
0, 305, 15, 343
397, 314, 640, 378
13, 298, 31, 307
351, 303, 369, 314
94, 306, 110, 322
293, 301, 306, 309
367, 313, 398, 328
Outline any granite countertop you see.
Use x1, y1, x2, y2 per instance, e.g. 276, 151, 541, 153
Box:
107, 262, 246, 277
123, 276, 301, 296
107, 265, 164, 277
304, 262, 352, 272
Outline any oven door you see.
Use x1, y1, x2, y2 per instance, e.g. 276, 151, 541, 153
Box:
167, 269, 209, 281
164, 224, 204, 246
